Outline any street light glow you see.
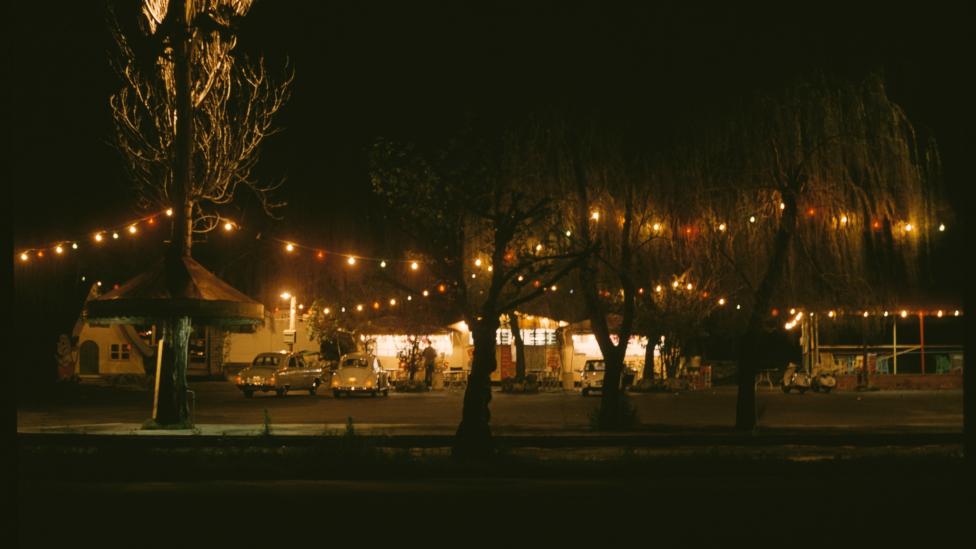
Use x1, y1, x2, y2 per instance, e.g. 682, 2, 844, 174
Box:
280, 292, 291, 300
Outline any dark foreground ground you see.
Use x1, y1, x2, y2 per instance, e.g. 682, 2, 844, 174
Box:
19, 457, 969, 546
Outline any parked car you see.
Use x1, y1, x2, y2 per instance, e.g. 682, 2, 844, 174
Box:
331, 352, 390, 397
235, 351, 326, 398
580, 359, 636, 396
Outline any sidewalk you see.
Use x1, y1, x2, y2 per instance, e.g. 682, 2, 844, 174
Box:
18, 421, 962, 446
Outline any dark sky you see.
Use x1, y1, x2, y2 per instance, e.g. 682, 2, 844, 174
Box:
11, 1, 968, 247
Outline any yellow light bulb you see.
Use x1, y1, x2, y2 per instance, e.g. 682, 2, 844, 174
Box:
718, 223, 726, 231
652, 223, 662, 232
389, 299, 397, 306
475, 258, 482, 267
749, 216, 756, 223
165, 208, 174, 216
672, 281, 679, 288
937, 310, 943, 317
565, 230, 572, 237
535, 244, 543, 252
380, 261, 387, 268
900, 310, 908, 318
55, 246, 63, 254
128, 225, 137, 234
95, 233, 104, 242
112, 232, 119, 239
224, 222, 233, 231
411, 261, 419, 270
324, 308, 330, 315
686, 283, 693, 290
422, 290, 429, 297
347, 256, 356, 265
904, 223, 913, 232
939, 223, 946, 232
356, 304, 363, 312
718, 298, 726, 305
286, 243, 295, 252
20, 252, 28, 261
655, 285, 663, 293
72, 243, 78, 250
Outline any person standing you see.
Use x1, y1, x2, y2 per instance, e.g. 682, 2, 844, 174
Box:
422, 340, 437, 388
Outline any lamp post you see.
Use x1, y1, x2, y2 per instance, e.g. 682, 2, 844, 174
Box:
281, 292, 297, 352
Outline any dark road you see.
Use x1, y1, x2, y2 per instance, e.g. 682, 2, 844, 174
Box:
18, 381, 964, 430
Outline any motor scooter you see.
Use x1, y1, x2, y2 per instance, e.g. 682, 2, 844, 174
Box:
810, 370, 837, 393
781, 362, 811, 394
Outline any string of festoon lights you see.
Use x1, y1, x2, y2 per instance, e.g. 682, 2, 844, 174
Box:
16, 205, 959, 324
13, 207, 240, 263
17, 202, 951, 265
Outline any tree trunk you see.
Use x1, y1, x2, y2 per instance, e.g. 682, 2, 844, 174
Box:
511, 312, 526, 379
597, 344, 627, 429
453, 317, 499, 459
642, 336, 655, 382
735, 191, 797, 431
155, 316, 193, 426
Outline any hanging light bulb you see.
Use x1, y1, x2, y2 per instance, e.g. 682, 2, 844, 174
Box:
937, 310, 944, 318
407, 295, 412, 301
347, 256, 357, 265
686, 283, 693, 290
900, 310, 908, 318
285, 243, 295, 252
317, 251, 325, 260
652, 223, 662, 232
165, 208, 174, 216
390, 298, 397, 306
863, 311, 869, 317
736, 304, 742, 310
828, 310, 835, 318
550, 285, 557, 291
535, 244, 543, 252
779, 202, 786, 210
324, 308, 331, 315
71, 243, 78, 250
474, 258, 482, 267
517, 275, 525, 282
718, 298, 726, 306
55, 245, 63, 254
718, 223, 726, 232
410, 261, 419, 270
939, 223, 946, 232
380, 260, 387, 268
19, 252, 28, 262
590, 211, 600, 221
422, 290, 430, 297
883, 311, 889, 317
954, 310, 960, 316
672, 280, 679, 288
128, 225, 138, 234
749, 216, 756, 223
904, 223, 913, 232
112, 232, 119, 239
95, 233, 104, 242
487, 265, 493, 272
223, 221, 234, 231
565, 230, 572, 237
356, 304, 363, 312
655, 285, 663, 293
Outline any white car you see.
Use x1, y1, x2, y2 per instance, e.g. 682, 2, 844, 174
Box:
580, 359, 634, 396
331, 352, 390, 397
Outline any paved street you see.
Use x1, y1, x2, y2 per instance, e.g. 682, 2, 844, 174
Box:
17, 380, 963, 430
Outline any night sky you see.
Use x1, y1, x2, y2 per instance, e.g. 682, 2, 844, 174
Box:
9, 2, 969, 381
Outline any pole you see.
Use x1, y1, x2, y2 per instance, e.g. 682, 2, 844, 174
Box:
892, 317, 897, 375
152, 338, 164, 421
919, 312, 925, 375
287, 296, 296, 352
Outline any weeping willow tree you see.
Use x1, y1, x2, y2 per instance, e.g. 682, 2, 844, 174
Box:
669, 73, 942, 430
369, 121, 587, 458
109, 0, 292, 248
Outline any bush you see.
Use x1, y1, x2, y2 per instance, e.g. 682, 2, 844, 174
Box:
500, 375, 539, 394
394, 379, 429, 392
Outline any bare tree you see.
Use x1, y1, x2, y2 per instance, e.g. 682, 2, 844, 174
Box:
369, 120, 588, 458
109, 0, 292, 250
